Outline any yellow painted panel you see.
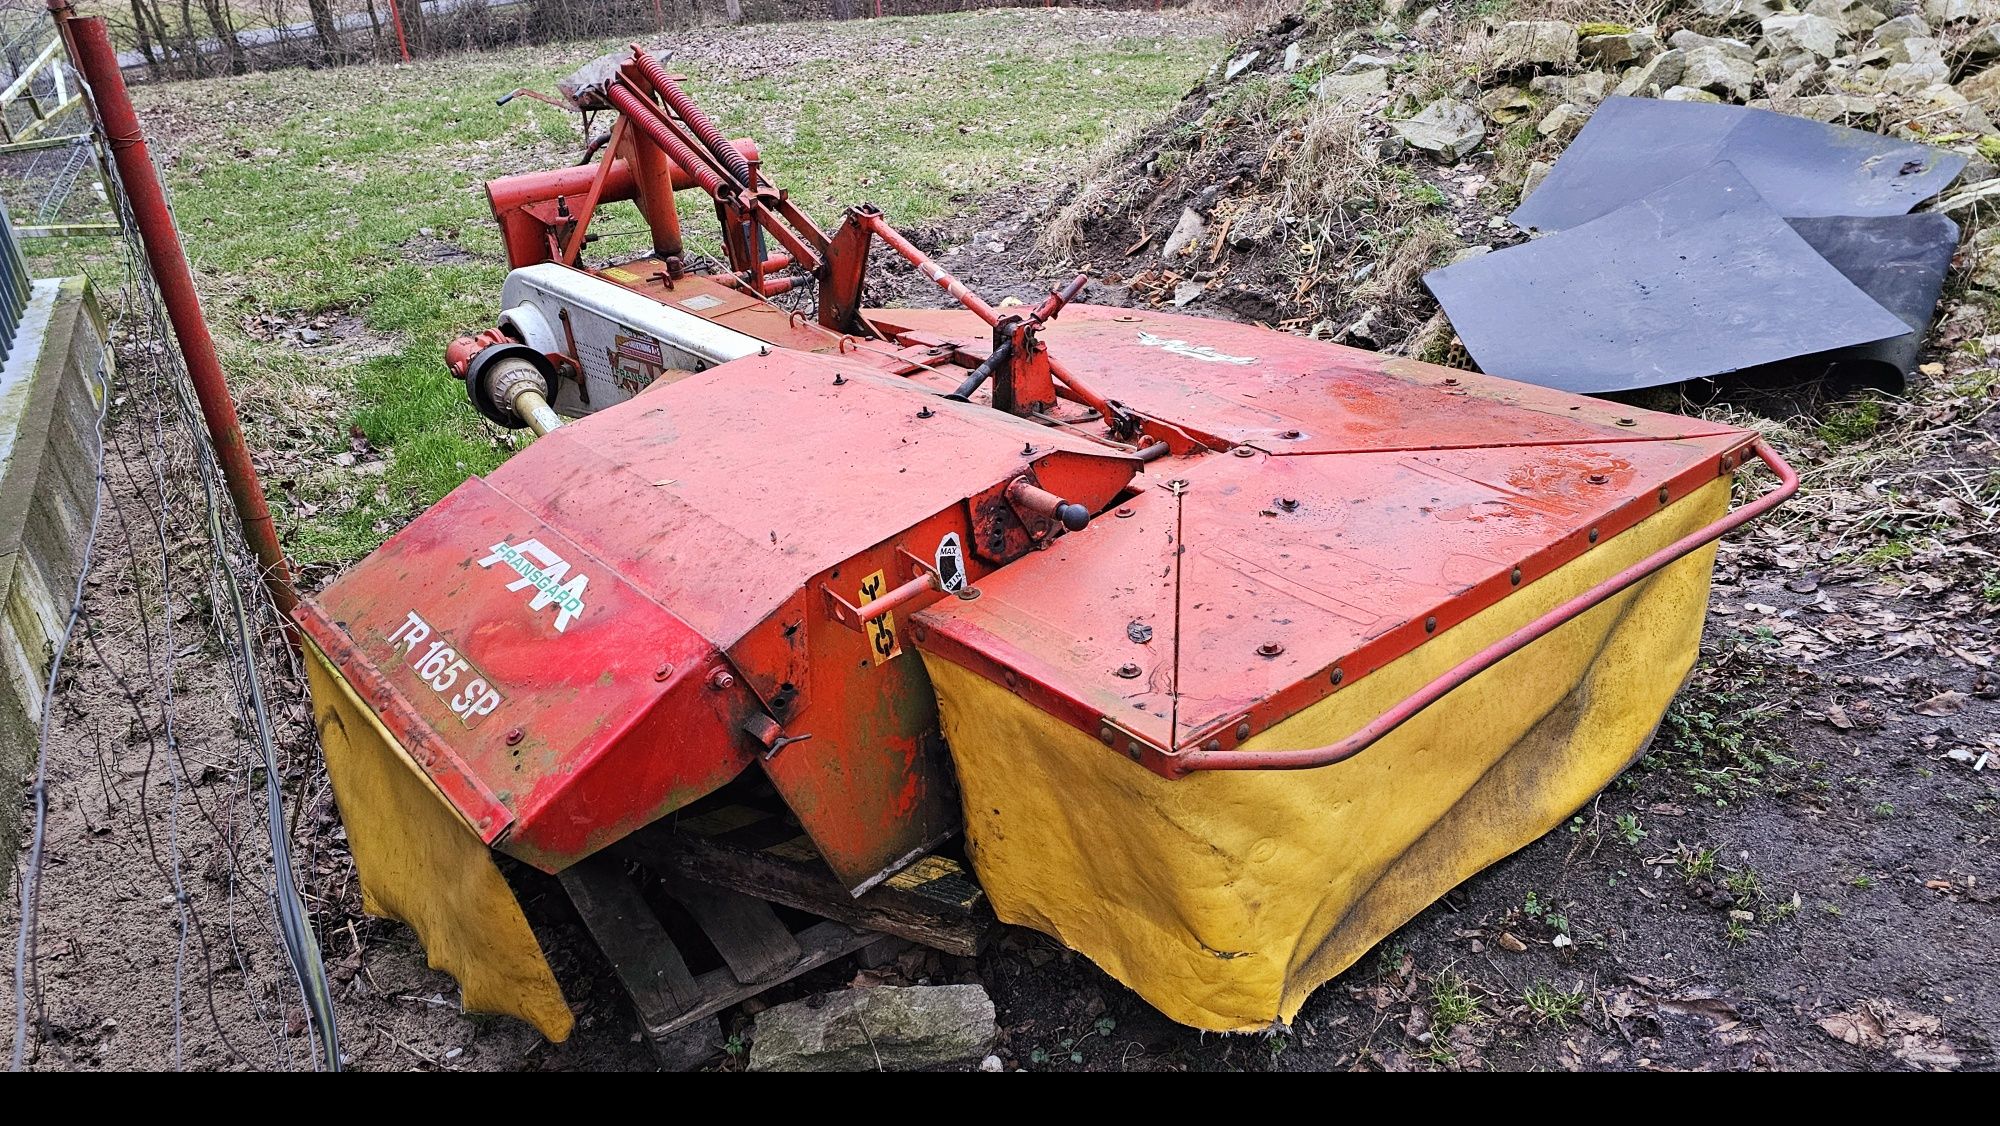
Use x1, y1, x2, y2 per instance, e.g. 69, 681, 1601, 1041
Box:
303, 641, 574, 1042
923, 478, 1731, 1031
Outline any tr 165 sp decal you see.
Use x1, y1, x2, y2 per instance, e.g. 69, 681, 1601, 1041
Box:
477, 537, 589, 632
1136, 330, 1256, 365
387, 610, 504, 726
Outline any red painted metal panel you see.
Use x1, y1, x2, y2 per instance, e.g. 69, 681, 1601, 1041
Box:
298, 476, 757, 870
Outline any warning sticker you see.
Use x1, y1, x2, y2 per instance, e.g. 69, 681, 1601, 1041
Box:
679, 294, 725, 312
935, 532, 966, 594
608, 334, 666, 394
858, 569, 901, 665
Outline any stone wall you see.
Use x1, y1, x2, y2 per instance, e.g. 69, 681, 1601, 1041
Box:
0, 276, 108, 886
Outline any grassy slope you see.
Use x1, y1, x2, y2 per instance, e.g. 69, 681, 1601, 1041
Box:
126, 9, 1215, 567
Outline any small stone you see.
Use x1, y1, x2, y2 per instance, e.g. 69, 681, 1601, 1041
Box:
1680, 45, 1758, 99
1224, 50, 1262, 82
1413, 6, 1440, 30
1312, 68, 1389, 102
1341, 307, 1384, 349
1877, 60, 1950, 93
1614, 48, 1686, 96
1283, 42, 1303, 72
1393, 97, 1487, 161
1579, 28, 1658, 67
1490, 20, 1579, 72
979, 1054, 1005, 1073
1478, 85, 1537, 123
1530, 70, 1610, 106
1171, 280, 1206, 307
1521, 158, 1555, 197
1788, 92, 1881, 121
1958, 66, 2000, 116
1538, 102, 1585, 138
1882, 36, 1947, 67
1761, 13, 1844, 60
1447, 244, 1493, 265
1661, 85, 1727, 102
297, 327, 322, 344
1338, 52, 1395, 74
1670, 29, 1758, 61
1916, 83, 1996, 133
1804, 0, 1888, 35
1160, 208, 1207, 261
748, 985, 998, 1073
1866, 14, 1931, 50
1957, 25, 2000, 66
1920, 0, 1976, 25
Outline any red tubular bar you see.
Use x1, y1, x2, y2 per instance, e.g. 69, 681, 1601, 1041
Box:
62, 14, 296, 615
631, 47, 754, 187
859, 212, 1003, 325
1173, 440, 1799, 775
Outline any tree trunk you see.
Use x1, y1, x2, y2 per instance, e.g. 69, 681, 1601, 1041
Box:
177, 0, 205, 76
305, 0, 340, 57
832, 0, 856, 19
724, 0, 742, 21
200, 0, 249, 75
127, 0, 163, 76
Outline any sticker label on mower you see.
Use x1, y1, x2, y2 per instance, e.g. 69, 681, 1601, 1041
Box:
387, 610, 504, 726
934, 533, 966, 594
858, 569, 901, 665
476, 537, 589, 633
609, 333, 666, 394
1136, 330, 1256, 366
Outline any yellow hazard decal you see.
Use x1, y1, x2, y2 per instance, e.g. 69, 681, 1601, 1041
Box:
859, 569, 901, 665
600, 266, 641, 283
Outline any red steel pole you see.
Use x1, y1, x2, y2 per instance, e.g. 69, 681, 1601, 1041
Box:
56, 12, 297, 615
385, 0, 413, 63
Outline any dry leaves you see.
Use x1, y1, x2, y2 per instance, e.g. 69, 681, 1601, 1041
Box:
1817, 1000, 1961, 1071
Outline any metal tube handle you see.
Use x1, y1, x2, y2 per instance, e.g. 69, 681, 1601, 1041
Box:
1173, 440, 1798, 775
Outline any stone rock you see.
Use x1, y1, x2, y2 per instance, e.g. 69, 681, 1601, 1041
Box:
1681, 44, 1759, 98
1230, 205, 1282, 249
1413, 6, 1440, 30
1936, 176, 2000, 217
749, 985, 998, 1072
1614, 48, 1686, 95
1393, 97, 1487, 161
1341, 307, 1384, 349
1171, 280, 1206, 307
1882, 36, 1947, 67
1521, 158, 1555, 197
1865, 14, 1931, 50
1920, 0, 1976, 25
1283, 42, 1303, 72
1957, 26, 2000, 66
1530, 70, 1610, 106
1761, 13, 1844, 60
1447, 244, 1493, 265
1661, 85, 1727, 102
1490, 20, 1578, 72
1916, 82, 1997, 133
1670, 29, 1758, 61
1338, 52, 1395, 74
1224, 50, 1262, 82
1161, 208, 1207, 260
1804, 0, 1888, 35
1579, 28, 1659, 67
1312, 67, 1389, 102
1959, 65, 2000, 116
1786, 92, 1881, 120
979, 1054, 1005, 1073
1878, 60, 1950, 93
1478, 84, 1536, 123
1537, 102, 1586, 138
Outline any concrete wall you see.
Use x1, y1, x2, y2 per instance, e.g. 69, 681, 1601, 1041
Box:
0, 276, 108, 886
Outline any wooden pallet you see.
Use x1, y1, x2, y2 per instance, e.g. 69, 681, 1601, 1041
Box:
560, 802, 993, 1069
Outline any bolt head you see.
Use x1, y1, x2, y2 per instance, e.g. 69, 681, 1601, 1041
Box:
1587, 473, 1609, 485
1115, 506, 1135, 518
505, 727, 524, 746
1115, 662, 1142, 679
1617, 416, 1637, 427
1235, 722, 1252, 741
1233, 446, 1256, 457
1256, 642, 1284, 658
1280, 429, 1302, 439
653, 662, 674, 682
707, 669, 736, 691
1424, 616, 1437, 633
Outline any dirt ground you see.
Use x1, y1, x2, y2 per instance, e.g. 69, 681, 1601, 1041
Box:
12, 6, 1999, 1073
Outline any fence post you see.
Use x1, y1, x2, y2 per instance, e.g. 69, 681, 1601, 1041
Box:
49, 6, 297, 616
385, 0, 413, 63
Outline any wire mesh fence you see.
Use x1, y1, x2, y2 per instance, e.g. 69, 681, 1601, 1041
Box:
2, 11, 339, 1071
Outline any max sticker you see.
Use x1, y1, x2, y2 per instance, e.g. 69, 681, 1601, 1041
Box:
858, 569, 901, 665
608, 333, 667, 394
934, 532, 967, 594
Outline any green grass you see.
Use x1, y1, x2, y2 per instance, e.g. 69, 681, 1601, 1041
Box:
93, 10, 1216, 566
1522, 980, 1586, 1028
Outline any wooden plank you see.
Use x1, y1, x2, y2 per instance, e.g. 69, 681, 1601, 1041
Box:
557, 854, 704, 1024
15, 222, 121, 239
668, 877, 802, 985
651, 921, 876, 1037
618, 825, 993, 957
